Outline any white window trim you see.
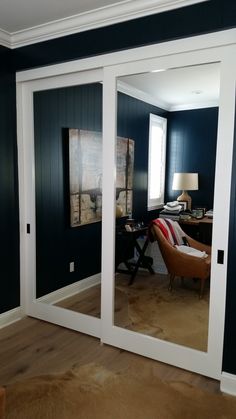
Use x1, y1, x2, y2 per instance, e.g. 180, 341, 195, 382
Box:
148, 113, 167, 210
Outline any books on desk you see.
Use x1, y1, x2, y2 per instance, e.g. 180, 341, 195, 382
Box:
159, 212, 180, 221
205, 209, 213, 218
163, 201, 183, 212
159, 201, 182, 221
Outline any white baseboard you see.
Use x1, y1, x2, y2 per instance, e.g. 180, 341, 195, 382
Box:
220, 372, 236, 396
0, 306, 25, 329
37, 273, 101, 305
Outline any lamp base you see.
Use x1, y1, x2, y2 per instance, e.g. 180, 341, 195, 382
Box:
177, 190, 192, 210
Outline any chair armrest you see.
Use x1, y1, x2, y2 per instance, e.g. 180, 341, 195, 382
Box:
185, 235, 211, 255
151, 225, 211, 279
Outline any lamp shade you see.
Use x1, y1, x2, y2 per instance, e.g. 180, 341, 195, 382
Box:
172, 173, 198, 191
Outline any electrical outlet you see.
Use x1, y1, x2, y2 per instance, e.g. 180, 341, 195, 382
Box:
69, 261, 74, 272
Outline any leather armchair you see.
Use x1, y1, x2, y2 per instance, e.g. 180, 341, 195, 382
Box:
151, 222, 211, 298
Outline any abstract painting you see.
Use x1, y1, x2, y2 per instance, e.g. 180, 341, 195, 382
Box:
68, 129, 134, 227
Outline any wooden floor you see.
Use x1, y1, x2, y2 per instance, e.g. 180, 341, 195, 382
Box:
55, 273, 209, 351
0, 315, 220, 395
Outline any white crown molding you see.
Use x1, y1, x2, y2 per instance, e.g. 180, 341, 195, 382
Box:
170, 100, 219, 111
117, 80, 169, 110
0, 0, 208, 49
117, 80, 218, 111
0, 28, 11, 48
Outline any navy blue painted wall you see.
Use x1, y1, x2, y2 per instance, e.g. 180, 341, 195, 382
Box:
34, 85, 218, 297
1, 0, 236, 373
0, 48, 20, 312
223, 109, 236, 374
34, 84, 103, 297
34, 85, 167, 296
117, 92, 167, 223
165, 108, 218, 210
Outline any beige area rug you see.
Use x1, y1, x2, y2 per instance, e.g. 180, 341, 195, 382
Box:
4, 363, 236, 419
115, 274, 209, 351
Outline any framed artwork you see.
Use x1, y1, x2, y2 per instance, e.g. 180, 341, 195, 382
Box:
68, 129, 134, 227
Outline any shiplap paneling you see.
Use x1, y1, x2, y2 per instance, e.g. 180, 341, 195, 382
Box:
165, 107, 218, 210
0, 47, 19, 313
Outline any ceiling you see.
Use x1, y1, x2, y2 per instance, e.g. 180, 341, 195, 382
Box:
119, 62, 220, 111
0, 0, 207, 48
0, 1, 216, 110
0, 0, 127, 32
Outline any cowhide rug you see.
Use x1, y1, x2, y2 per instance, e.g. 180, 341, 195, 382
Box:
115, 274, 209, 351
2, 363, 236, 419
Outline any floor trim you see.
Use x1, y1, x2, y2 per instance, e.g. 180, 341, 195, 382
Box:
220, 372, 236, 396
37, 274, 101, 305
0, 307, 24, 329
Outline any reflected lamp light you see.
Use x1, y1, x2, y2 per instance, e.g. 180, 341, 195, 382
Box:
172, 172, 198, 210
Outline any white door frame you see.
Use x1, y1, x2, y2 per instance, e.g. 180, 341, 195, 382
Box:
17, 68, 103, 337
101, 45, 236, 379
17, 29, 236, 379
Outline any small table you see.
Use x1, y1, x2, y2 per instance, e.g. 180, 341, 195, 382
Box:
116, 225, 154, 284
179, 216, 213, 244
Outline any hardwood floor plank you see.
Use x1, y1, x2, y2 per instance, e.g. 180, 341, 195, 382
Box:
0, 316, 220, 395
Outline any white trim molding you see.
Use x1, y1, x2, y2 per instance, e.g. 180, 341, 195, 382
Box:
0, 307, 25, 329
221, 372, 236, 396
0, 0, 208, 49
117, 80, 218, 111
37, 274, 101, 305
117, 80, 169, 110
0, 29, 11, 48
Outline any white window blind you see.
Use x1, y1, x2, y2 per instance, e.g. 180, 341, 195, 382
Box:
148, 114, 167, 210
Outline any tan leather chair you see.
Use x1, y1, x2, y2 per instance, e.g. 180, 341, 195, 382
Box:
151, 222, 211, 298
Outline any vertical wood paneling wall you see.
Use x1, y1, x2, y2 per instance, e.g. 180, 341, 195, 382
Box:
34, 85, 218, 297
165, 108, 218, 210
0, 48, 19, 312
117, 92, 168, 222
34, 84, 103, 297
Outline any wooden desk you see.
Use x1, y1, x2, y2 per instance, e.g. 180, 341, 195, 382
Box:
179, 216, 213, 244
116, 225, 154, 284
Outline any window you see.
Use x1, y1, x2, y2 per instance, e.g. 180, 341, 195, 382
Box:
147, 114, 167, 210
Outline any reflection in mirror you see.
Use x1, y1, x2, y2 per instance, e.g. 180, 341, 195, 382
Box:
34, 83, 103, 318
114, 63, 220, 351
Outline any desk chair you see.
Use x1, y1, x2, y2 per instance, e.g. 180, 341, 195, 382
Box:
151, 218, 211, 298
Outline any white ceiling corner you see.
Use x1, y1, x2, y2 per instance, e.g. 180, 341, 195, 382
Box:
119, 62, 220, 111
0, 29, 11, 49
0, 0, 208, 49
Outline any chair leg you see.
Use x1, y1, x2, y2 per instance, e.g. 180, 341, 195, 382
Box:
199, 278, 206, 299
181, 276, 185, 287
168, 274, 175, 292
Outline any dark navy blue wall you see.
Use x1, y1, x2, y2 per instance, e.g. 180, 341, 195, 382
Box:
165, 108, 218, 210
34, 86, 219, 297
223, 109, 236, 374
34, 84, 103, 297
117, 92, 167, 223
34, 85, 167, 297
0, 48, 19, 313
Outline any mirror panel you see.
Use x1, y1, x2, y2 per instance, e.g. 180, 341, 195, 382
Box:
114, 63, 220, 351
34, 82, 103, 318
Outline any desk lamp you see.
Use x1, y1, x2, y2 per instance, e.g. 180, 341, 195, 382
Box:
172, 172, 198, 210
